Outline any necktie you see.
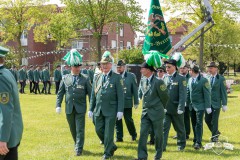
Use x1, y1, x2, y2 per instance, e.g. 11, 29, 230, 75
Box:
146, 79, 149, 86
211, 76, 214, 87
169, 76, 172, 82
191, 78, 195, 87
103, 75, 107, 83
73, 76, 77, 84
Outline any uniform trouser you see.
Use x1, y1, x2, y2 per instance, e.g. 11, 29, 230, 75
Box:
34, 82, 40, 94
29, 81, 34, 93
19, 81, 26, 93
42, 81, 51, 93
0, 144, 19, 160
184, 106, 191, 137
205, 107, 221, 139
66, 108, 85, 152
94, 112, 117, 157
115, 108, 137, 140
163, 113, 186, 150
191, 110, 204, 145
55, 81, 60, 94
138, 113, 164, 159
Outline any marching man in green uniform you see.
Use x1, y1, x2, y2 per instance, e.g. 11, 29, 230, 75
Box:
187, 63, 211, 149
81, 63, 94, 84
205, 62, 227, 142
54, 65, 62, 94
18, 65, 27, 94
0, 46, 23, 160
173, 63, 191, 140
163, 59, 187, 151
88, 51, 124, 160
56, 49, 92, 156
115, 59, 138, 142
33, 65, 41, 94
42, 64, 51, 94
136, 62, 168, 160
27, 65, 34, 93
9, 65, 18, 82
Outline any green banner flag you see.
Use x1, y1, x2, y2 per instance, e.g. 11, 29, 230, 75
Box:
142, 0, 172, 55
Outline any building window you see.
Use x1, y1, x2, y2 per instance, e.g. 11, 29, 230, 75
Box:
72, 40, 83, 49
127, 41, 131, 49
20, 30, 28, 46
120, 41, 124, 50
119, 27, 124, 37
111, 40, 117, 49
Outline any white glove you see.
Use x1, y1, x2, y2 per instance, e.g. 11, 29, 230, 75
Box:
164, 109, 167, 113
177, 110, 184, 114
206, 108, 212, 114
117, 112, 123, 120
56, 107, 61, 114
138, 98, 141, 101
88, 111, 93, 118
222, 105, 228, 112
134, 104, 139, 109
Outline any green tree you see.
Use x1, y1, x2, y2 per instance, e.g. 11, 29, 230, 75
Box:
0, 0, 53, 65
62, 0, 145, 61
33, 10, 78, 50
164, 0, 240, 68
117, 48, 144, 64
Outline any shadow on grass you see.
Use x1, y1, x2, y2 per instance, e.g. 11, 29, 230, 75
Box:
227, 95, 238, 98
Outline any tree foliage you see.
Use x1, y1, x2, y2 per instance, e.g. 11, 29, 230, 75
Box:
117, 48, 144, 64
62, 0, 145, 61
0, 0, 52, 64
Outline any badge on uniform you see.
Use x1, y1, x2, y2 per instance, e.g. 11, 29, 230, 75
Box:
183, 81, 187, 87
0, 92, 9, 104
77, 85, 84, 89
205, 82, 210, 88
160, 84, 167, 91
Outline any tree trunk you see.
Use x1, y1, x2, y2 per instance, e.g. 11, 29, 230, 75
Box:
199, 28, 204, 70
16, 34, 23, 65
97, 35, 102, 61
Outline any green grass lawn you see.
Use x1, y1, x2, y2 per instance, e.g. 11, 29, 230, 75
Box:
18, 86, 240, 160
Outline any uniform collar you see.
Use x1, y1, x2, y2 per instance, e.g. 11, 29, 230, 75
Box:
103, 70, 112, 77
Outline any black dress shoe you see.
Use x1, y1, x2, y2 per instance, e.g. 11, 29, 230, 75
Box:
178, 146, 185, 151
75, 151, 82, 156
116, 139, 123, 142
110, 146, 117, 156
102, 155, 110, 160
132, 134, 137, 141
147, 140, 154, 145
194, 143, 202, 150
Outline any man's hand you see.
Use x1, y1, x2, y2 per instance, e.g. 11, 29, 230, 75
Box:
88, 111, 93, 118
0, 142, 9, 155
56, 107, 61, 114
222, 105, 228, 112
117, 112, 123, 120
206, 108, 212, 114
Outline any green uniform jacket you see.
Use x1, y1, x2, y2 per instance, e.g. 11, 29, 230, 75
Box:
9, 69, 18, 82
138, 75, 169, 121
33, 69, 41, 82
187, 74, 211, 111
163, 72, 187, 114
18, 68, 27, 81
82, 69, 94, 84
0, 66, 23, 148
209, 74, 227, 109
122, 72, 139, 108
54, 69, 62, 82
62, 69, 70, 76
56, 73, 92, 114
42, 69, 50, 82
90, 70, 124, 117
27, 69, 34, 81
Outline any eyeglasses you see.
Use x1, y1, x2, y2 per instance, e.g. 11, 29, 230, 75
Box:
158, 70, 164, 73
166, 66, 172, 68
